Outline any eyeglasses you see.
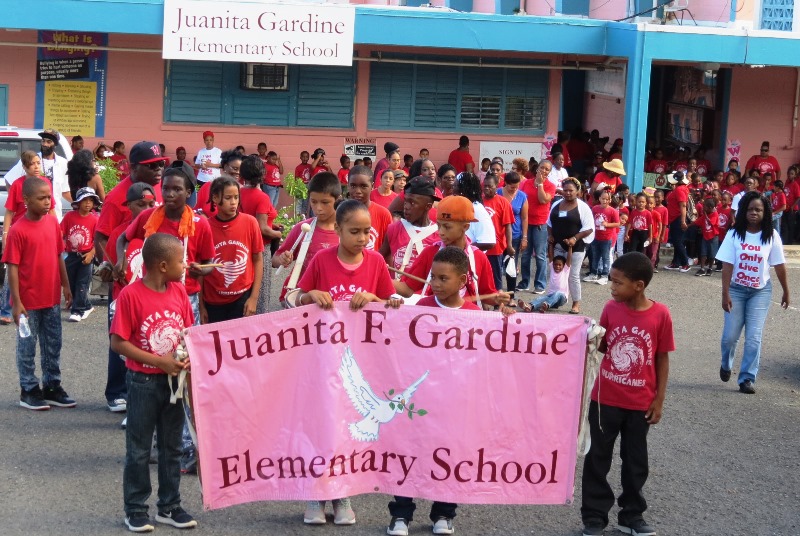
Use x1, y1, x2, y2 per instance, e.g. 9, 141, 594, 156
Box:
141, 161, 165, 170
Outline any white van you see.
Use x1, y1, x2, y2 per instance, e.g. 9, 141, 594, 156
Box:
0, 126, 74, 182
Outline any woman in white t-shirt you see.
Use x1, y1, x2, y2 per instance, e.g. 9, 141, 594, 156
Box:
456, 172, 496, 251
717, 191, 790, 394
195, 130, 222, 184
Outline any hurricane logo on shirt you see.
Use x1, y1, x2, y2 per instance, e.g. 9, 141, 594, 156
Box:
127, 250, 144, 283
632, 214, 648, 231
366, 226, 379, 251
718, 212, 728, 228
484, 206, 496, 218
147, 317, 182, 356
214, 248, 248, 288
67, 225, 91, 251
609, 335, 645, 376
594, 213, 607, 230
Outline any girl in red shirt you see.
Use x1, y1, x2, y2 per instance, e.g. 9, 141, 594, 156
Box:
770, 179, 787, 231
296, 199, 401, 527
337, 154, 351, 186
645, 195, 662, 271
199, 176, 264, 324
369, 169, 397, 210
625, 193, 653, 254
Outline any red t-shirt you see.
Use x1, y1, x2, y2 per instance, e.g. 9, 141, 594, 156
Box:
110, 280, 193, 374
239, 187, 277, 246
628, 208, 652, 232
366, 202, 392, 252
416, 295, 481, 311
337, 168, 350, 186
592, 299, 675, 411
264, 164, 282, 187
592, 205, 620, 241
1, 215, 63, 310
717, 207, 732, 241
203, 213, 264, 305
654, 206, 669, 241
4, 176, 54, 226
520, 179, 556, 225
785, 181, 800, 210
482, 195, 515, 256
125, 208, 216, 296
645, 160, 668, 174
275, 218, 339, 300
107, 219, 143, 299
447, 149, 475, 174
295, 164, 312, 183
385, 220, 439, 274
771, 190, 787, 212
592, 171, 623, 193
696, 159, 712, 177
312, 166, 328, 176
697, 211, 720, 240
111, 153, 130, 175
369, 189, 397, 210
60, 211, 98, 253
721, 183, 744, 196
745, 154, 781, 176
402, 242, 496, 299
298, 247, 395, 301
649, 208, 662, 241
96, 177, 163, 238
194, 181, 216, 217
673, 160, 688, 173
666, 185, 689, 223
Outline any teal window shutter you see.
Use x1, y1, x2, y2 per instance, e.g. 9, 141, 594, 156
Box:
297, 66, 355, 128
414, 64, 458, 130
368, 62, 413, 129
165, 60, 224, 123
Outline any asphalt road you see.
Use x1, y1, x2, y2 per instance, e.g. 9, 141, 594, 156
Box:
1, 266, 798, 536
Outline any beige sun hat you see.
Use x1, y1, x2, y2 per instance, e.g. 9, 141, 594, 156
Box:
602, 158, 626, 176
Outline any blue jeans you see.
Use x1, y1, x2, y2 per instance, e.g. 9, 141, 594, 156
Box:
1, 269, 11, 318
487, 254, 503, 294
16, 304, 62, 391
261, 184, 281, 207
298, 197, 312, 218
669, 219, 689, 267
589, 240, 612, 276
772, 213, 782, 231
106, 294, 127, 404
721, 281, 773, 385
124, 371, 184, 515
65, 252, 93, 314
520, 224, 548, 291
529, 291, 567, 310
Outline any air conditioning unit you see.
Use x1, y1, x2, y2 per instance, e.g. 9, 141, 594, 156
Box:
240, 63, 288, 90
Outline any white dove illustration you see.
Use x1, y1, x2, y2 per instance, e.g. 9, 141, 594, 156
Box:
214, 249, 248, 288
338, 346, 429, 442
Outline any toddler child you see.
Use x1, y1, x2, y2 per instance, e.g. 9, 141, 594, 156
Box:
520, 244, 571, 313
110, 233, 197, 533
581, 252, 674, 536
694, 197, 720, 277
296, 200, 402, 526
3, 177, 74, 411
61, 187, 101, 322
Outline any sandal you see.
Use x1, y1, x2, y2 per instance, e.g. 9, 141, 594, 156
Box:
0, 316, 11, 325
569, 309, 581, 315
517, 299, 532, 313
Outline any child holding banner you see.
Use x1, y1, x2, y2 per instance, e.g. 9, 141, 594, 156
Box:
581, 252, 674, 536
295, 199, 402, 525
393, 195, 510, 310
110, 233, 196, 533
199, 176, 263, 323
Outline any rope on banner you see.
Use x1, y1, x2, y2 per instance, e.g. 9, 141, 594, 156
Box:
578, 320, 606, 456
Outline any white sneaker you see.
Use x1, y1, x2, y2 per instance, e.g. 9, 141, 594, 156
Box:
108, 398, 127, 412
121, 417, 127, 429
387, 517, 409, 536
68, 313, 82, 322
332, 498, 356, 525
596, 276, 608, 285
303, 501, 326, 525
80, 307, 95, 320
583, 274, 598, 282
432, 517, 455, 535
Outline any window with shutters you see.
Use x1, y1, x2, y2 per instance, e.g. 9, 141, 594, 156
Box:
368, 59, 548, 134
164, 60, 355, 128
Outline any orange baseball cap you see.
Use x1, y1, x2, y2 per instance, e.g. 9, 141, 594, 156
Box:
436, 195, 478, 222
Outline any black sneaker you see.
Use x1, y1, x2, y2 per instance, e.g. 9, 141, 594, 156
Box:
739, 379, 756, 394
704, 268, 713, 276
582, 522, 605, 536
42, 385, 77, 408
124, 512, 154, 533
20, 386, 50, 411
719, 367, 731, 382
618, 518, 656, 535
694, 269, 705, 277
155, 507, 197, 529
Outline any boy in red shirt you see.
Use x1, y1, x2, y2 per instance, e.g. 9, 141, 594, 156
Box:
110, 233, 197, 533
62, 187, 101, 322
694, 197, 720, 277
346, 165, 392, 252
481, 174, 515, 292
581, 252, 674, 536
394, 195, 510, 309
3, 178, 74, 410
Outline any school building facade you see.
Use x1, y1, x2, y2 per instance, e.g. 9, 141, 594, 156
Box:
3, 0, 800, 189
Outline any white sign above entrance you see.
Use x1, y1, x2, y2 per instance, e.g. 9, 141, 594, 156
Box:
163, 0, 356, 66
480, 141, 543, 173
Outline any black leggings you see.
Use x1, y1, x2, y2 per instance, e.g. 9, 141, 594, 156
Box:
204, 289, 252, 324
629, 229, 649, 253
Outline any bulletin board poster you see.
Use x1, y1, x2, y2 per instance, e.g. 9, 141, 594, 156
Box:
34, 31, 107, 138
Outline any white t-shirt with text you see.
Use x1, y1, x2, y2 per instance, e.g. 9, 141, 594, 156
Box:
716, 230, 785, 289
195, 147, 222, 183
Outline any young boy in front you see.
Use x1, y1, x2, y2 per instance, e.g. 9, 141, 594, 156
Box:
581, 252, 674, 536
110, 233, 197, 533
3, 177, 74, 411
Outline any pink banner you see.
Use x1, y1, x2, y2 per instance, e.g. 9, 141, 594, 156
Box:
184, 304, 588, 510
